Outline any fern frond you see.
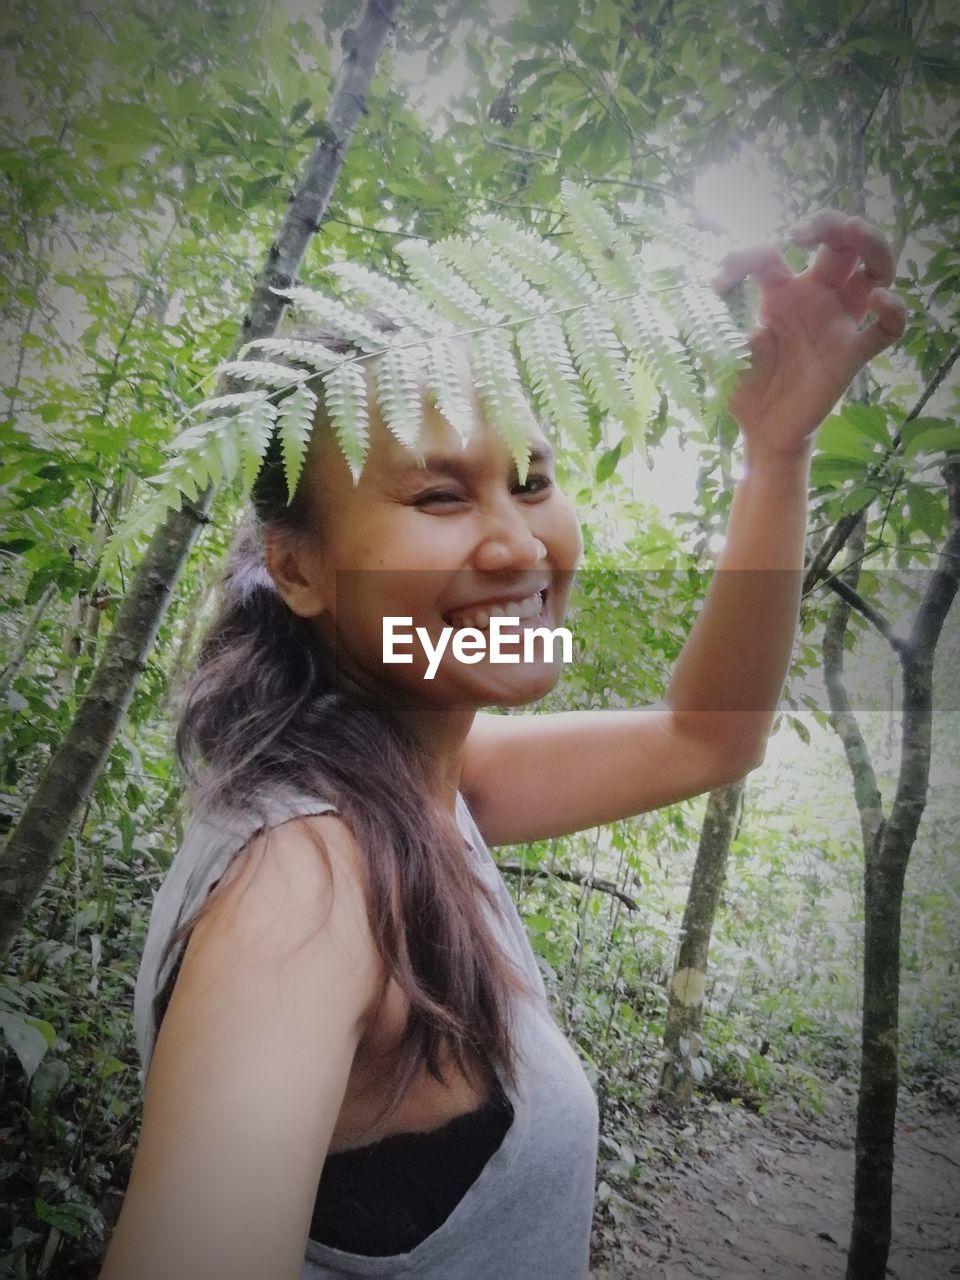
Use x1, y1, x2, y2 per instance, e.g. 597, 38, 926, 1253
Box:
475, 214, 597, 308
322, 360, 369, 484
663, 280, 751, 376
193, 391, 270, 416
373, 339, 424, 452
560, 180, 640, 297
104, 187, 753, 578
165, 414, 242, 458
238, 398, 278, 490
324, 261, 439, 334
238, 336, 345, 370
469, 329, 539, 482
620, 199, 718, 270
144, 459, 199, 504
272, 287, 389, 353
627, 354, 658, 456
437, 238, 543, 321
204, 421, 242, 490
399, 238, 500, 329
97, 493, 171, 585
616, 296, 701, 418
276, 383, 318, 502
515, 316, 590, 452
563, 302, 634, 428
426, 338, 475, 445
217, 360, 310, 389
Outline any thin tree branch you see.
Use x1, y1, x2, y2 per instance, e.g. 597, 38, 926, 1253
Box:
822, 516, 885, 851
821, 573, 907, 655
804, 339, 960, 593
890, 339, 960, 450
324, 215, 434, 242
906, 462, 960, 662
481, 132, 559, 160
0, 583, 57, 702
495, 861, 638, 910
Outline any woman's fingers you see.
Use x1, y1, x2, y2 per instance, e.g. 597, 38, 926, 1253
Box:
792, 211, 896, 292
711, 244, 793, 295
854, 287, 908, 363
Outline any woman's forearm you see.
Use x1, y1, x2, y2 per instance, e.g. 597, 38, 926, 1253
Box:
664, 439, 814, 761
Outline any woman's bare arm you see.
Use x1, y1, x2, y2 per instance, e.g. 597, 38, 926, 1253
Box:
460, 214, 905, 846
100, 814, 382, 1280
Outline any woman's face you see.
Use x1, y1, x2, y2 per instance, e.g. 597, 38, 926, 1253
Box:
271, 388, 583, 712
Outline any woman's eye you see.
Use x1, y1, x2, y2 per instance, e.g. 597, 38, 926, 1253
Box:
414, 490, 463, 506
514, 474, 553, 497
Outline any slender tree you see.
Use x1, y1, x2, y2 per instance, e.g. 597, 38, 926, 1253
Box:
0, 0, 402, 956
658, 778, 745, 1106
823, 479, 960, 1280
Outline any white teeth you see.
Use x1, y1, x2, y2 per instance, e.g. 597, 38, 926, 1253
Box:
448, 590, 543, 631
518, 591, 541, 620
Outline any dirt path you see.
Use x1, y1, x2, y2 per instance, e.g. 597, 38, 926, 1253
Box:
590, 1089, 960, 1278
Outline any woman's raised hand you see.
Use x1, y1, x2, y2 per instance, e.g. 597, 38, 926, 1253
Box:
712, 210, 907, 459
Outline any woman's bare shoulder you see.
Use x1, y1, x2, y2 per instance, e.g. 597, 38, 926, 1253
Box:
184, 809, 383, 1027
100, 813, 382, 1279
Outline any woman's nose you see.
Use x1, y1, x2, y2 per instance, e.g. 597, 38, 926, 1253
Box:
472, 501, 548, 573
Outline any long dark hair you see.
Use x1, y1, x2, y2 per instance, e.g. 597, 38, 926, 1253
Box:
166, 344, 536, 1141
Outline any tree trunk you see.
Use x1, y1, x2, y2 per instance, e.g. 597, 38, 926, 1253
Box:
658, 778, 745, 1106
0, 0, 401, 958
824, 470, 960, 1280
847, 852, 906, 1275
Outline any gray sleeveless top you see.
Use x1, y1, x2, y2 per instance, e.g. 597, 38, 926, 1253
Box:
133, 788, 599, 1279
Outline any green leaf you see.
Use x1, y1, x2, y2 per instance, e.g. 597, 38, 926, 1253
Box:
0, 1010, 50, 1080
904, 482, 946, 541
788, 715, 811, 745
595, 438, 623, 483
816, 413, 880, 460
34, 1199, 86, 1238
842, 402, 890, 448
901, 417, 960, 461
810, 455, 870, 487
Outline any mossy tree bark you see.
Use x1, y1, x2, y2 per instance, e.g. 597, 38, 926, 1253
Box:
0, 0, 402, 958
658, 778, 745, 1107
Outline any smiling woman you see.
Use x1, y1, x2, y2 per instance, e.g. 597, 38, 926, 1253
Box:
101, 210, 906, 1280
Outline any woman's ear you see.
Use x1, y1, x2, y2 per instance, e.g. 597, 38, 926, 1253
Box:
263, 528, 327, 618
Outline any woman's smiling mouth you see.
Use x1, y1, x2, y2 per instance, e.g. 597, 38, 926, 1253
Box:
444, 588, 546, 633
